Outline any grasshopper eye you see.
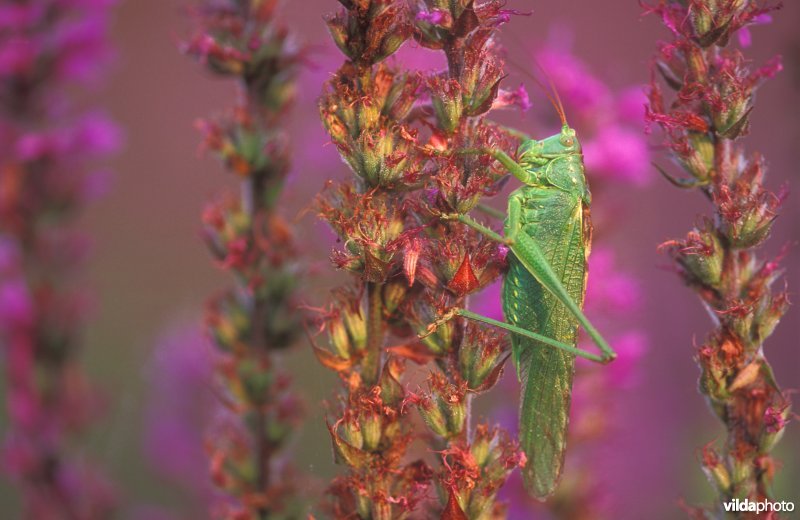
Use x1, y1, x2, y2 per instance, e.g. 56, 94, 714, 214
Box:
560, 136, 574, 147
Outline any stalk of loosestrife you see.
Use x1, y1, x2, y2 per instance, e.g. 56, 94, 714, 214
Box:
644, 1, 791, 517
314, 1, 432, 517
407, 2, 529, 517
315, 1, 528, 517
182, 1, 305, 518
0, 1, 120, 518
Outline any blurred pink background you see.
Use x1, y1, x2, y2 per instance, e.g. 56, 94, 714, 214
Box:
2, 0, 797, 518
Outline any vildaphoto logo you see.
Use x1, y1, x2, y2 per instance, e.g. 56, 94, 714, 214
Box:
723, 499, 795, 513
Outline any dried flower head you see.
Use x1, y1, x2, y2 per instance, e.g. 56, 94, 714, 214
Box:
646, 0, 791, 512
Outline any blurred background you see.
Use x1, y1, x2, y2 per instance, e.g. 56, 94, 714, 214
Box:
1, 0, 798, 518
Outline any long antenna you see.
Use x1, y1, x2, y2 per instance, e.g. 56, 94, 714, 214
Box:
505, 54, 564, 124
502, 31, 569, 127
532, 56, 567, 127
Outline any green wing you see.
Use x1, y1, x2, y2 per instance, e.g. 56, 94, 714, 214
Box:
502, 187, 587, 500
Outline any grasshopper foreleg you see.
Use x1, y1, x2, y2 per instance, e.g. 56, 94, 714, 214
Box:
456, 309, 611, 364
446, 176, 617, 364
507, 230, 616, 363
420, 307, 613, 364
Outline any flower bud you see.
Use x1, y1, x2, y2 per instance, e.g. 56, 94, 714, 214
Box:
701, 443, 731, 494
458, 324, 507, 391
728, 361, 760, 393
340, 416, 363, 450
355, 494, 371, 520
379, 357, 405, 407
698, 345, 729, 404
329, 420, 368, 469
409, 299, 455, 356
685, 132, 714, 181
329, 316, 353, 359
730, 451, 754, 488
463, 60, 502, 117
715, 175, 779, 249
421, 318, 455, 356
470, 431, 491, 467
325, 13, 351, 60
429, 77, 463, 134
754, 291, 788, 344
416, 395, 450, 438
415, 375, 466, 438
690, 8, 713, 43
762, 404, 790, 452
325, 2, 409, 65
342, 303, 367, 352
715, 100, 752, 140
690, 2, 741, 48
670, 227, 724, 289
237, 358, 272, 405
206, 292, 250, 352
360, 411, 383, 452
318, 186, 405, 282
382, 278, 408, 315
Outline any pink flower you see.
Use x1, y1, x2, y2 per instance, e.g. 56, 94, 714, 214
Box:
15, 113, 121, 162
585, 248, 641, 313
73, 112, 123, 156
493, 83, 532, 112
536, 46, 611, 116
738, 14, 772, 49
0, 0, 118, 513
0, 279, 34, 329
583, 125, 650, 186
605, 331, 647, 390
0, 37, 40, 78
416, 9, 449, 27
0, 5, 45, 31
616, 86, 648, 125
54, 15, 114, 83
143, 323, 216, 500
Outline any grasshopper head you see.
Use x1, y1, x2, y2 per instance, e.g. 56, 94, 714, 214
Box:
518, 125, 581, 162
517, 125, 589, 201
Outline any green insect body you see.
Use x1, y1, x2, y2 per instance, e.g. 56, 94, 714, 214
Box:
438, 124, 617, 500
503, 128, 593, 499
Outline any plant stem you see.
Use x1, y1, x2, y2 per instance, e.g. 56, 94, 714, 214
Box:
646, 2, 791, 515
364, 281, 384, 386
184, 2, 304, 517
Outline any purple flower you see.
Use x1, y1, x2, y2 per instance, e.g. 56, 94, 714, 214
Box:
470, 280, 504, 322
616, 86, 649, 125
15, 113, 121, 162
143, 323, 216, 500
73, 112, 123, 156
0, 238, 20, 273
535, 46, 611, 117
738, 14, 772, 49
0, 278, 34, 329
0, 0, 119, 513
493, 83, 532, 112
605, 331, 647, 390
0, 36, 41, 79
54, 15, 113, 83
585, 248, 640, 313
583, 125, 650, 186
0, 5, 45, 31
416, 9, 449, 27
